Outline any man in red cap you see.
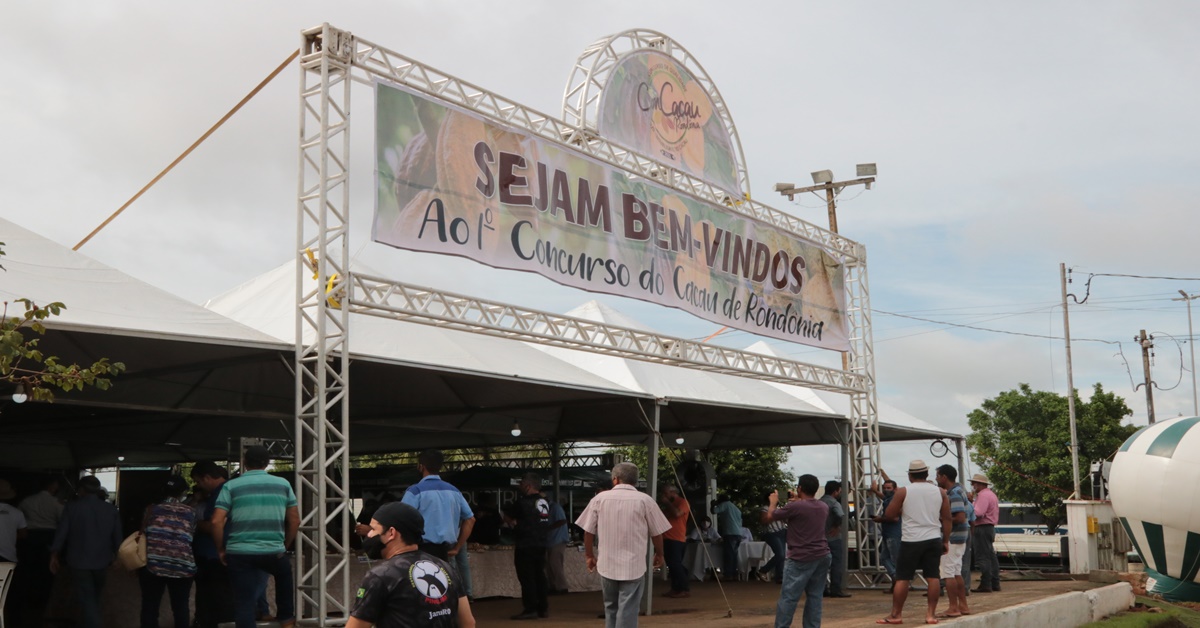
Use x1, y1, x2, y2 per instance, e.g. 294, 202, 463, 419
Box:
348, 502, 476, 628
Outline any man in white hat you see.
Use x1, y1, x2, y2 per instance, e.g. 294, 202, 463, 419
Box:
876, 460, 950, 626
969, 473, 1000, 592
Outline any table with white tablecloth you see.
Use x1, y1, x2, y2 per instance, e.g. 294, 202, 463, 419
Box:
469, 546, 601, 599
675, 540, 774, 581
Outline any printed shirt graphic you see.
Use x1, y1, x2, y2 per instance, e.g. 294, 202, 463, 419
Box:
145, 498, 198, 577
350, 550, 459, 628
504, 493, 551, 548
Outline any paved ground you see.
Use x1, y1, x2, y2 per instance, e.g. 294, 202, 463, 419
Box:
471, 577, 1102, 627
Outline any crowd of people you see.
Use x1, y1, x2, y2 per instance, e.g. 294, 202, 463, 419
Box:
0, 449, 1003, 628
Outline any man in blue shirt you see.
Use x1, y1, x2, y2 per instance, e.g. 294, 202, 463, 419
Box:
191, 461, 235, 627
401, 450, 475, 561
545, 498, 570, 594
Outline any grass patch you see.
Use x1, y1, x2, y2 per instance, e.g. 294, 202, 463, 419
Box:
1080, 596, 1200, 628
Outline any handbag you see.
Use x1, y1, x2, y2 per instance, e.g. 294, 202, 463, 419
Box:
117, 531, 147, 570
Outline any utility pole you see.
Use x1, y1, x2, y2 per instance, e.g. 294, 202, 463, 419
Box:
1174, 291, 1199, 416
1137, 329, 1156, 424
1060, 263, 1081, 499
776, 164, 876, 370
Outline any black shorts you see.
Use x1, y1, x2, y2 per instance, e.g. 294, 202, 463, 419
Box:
896, 538, 942, 581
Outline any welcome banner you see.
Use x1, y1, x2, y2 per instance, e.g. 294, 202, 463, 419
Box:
373, 81, 849, 351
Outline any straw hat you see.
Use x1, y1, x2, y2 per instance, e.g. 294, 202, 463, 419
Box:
908, 460, 928, 473
970, 473, 991, 486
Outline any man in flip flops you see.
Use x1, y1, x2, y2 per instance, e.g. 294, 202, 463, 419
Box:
876, 460, 951, 626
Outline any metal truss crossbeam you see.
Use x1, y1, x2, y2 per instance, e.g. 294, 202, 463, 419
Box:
348, 273, 865, 394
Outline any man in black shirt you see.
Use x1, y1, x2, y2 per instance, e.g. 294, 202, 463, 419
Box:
503, 473, 551, 620
347, 502, 476, 628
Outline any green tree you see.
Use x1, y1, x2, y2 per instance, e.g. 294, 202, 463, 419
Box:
608, 445, 795, 531
966, 383, 1136, 533
1, 243, 125, 401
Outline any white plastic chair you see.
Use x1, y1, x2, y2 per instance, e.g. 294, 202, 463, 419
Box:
0, 562, 15, 628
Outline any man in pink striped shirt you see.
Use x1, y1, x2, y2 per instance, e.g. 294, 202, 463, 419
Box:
575, 462, 672, 627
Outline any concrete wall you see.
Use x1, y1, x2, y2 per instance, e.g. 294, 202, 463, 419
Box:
954, 582, 1133, 628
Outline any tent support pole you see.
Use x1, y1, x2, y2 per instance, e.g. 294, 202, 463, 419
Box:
644, 400, 661, 616
840, 423, 851, 586
956, 439, 966, 488
552, 440, 561, 503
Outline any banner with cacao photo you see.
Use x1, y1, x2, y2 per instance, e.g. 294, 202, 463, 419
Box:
373, 80, 849, 351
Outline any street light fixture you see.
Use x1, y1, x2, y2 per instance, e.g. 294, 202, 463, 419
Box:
1174, 290, 1199, 416
775, 164, 877, 234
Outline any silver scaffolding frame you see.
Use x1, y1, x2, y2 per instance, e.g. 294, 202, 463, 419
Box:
294, 23, 881, 624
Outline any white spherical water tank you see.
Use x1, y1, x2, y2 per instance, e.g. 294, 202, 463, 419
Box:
1110, 415, 1200, 601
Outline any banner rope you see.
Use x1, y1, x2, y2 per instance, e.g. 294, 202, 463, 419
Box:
73, 48, 300, 250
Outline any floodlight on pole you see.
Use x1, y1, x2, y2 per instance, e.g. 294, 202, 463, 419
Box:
1175, 290, 1199, 416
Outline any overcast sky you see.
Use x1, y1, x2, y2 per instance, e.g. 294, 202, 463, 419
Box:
5, 2, 1199, 483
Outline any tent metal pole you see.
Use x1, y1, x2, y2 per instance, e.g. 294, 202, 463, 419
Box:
840, 423, 851, 584
552, 440, 561, 503
956, 439, 966, 488
644, 401, 661, 616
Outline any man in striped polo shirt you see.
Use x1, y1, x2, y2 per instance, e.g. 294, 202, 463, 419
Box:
212, 445, 300, 628
936, 464, 971, 618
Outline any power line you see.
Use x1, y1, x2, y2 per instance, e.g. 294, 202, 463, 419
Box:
873, 309, 1121, 344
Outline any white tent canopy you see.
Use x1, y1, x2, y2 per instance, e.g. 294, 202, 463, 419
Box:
1, 219, 956, 469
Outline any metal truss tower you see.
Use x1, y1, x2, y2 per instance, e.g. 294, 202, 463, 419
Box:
295, 25, 354, 622
291, 23, 882, 623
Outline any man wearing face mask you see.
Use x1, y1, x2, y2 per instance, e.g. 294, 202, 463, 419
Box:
348, 502, 476, 628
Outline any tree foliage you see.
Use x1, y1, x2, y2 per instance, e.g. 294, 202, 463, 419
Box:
608, 444, 795, 531
966, 383, 1136, 533
1, 243, 125, 402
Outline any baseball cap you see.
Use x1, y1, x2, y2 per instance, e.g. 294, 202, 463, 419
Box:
373, 502, 424, 540
165, 474, 188, 493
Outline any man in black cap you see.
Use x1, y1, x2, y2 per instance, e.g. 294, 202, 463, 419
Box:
347, 502, 476, 628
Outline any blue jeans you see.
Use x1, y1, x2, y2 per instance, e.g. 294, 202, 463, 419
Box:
226, 553, 294, 628
881, 536, 900, 579
601, 576, 644, 628
760, 530, 788, 581
254, 570, 270, 616
825, 536, 845, 594
774, 554, 831, 628
71, 568, 107, 628
454, 548, 473, 599
721, 534, 743, 579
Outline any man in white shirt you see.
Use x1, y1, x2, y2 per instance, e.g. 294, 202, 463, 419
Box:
575, 462, 672, 628
16, 476, 61, 624
878, 460, 951, 626
0, 479, 27, 563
